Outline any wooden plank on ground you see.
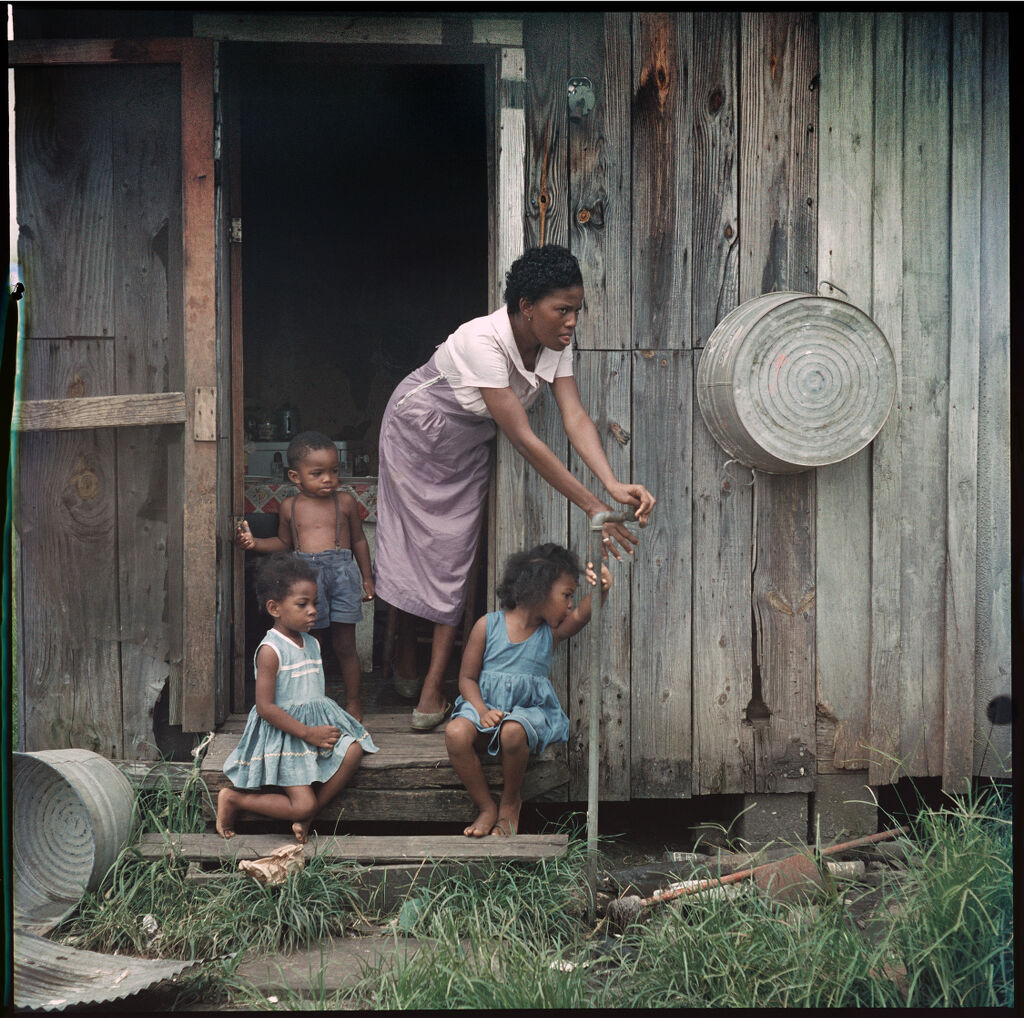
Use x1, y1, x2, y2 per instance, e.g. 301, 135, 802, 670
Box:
814, 12, 874, 774
868, 13, 905, 785
690, 10, 751, 796
180, 39, 218, 732
568, 352, 632, 800
137, 832, 569, 864
898, 12, 950, 777
631, 12, 692, 350
630, 350, 692, 797
739, 11, 817, 794
942, 13, 982, 793
568, 11, 631, 351
112, 64, 181, 762
974, 12, 1011, 778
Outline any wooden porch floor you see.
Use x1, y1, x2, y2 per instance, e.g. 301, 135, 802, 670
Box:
200, 711, 570, 827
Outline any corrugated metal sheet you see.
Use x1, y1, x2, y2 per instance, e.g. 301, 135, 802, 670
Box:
13, 928, 201, 1012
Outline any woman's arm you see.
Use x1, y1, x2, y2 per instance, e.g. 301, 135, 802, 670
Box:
254, 644, 340, 747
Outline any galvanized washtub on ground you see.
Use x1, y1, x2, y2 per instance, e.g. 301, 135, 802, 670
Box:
697, 292, 896, 473
13, 748, 136, 934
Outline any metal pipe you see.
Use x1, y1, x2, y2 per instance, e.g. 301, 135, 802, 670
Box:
585, 508, 636, 916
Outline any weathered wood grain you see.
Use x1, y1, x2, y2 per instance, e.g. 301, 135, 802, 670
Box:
868, 13, 905, 785
180, 40, 218, 732
568, 352, 632, 800
815, 12, 874, 774
899, 12, 950, 777
690, 12, 751, 796
630, 350, 692, 796
137, 832, 568, 864
192, 15, 446, 45
568, 12, 631, 351
13, 392, 186, 431
942, 13, 983, 792
8, 38, 186, 66
739, 11, 817, 794
974, 12, 1011, 777
112, 65, 181, 760
692, 12, 739, 349
631, 12, 692, 350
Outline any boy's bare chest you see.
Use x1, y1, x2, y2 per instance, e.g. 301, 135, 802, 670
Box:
291, 496, 351, 553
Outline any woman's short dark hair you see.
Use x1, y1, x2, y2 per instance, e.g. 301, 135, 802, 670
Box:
503, 245, 583, 315
287, 430, 336, 469
496, 543, 582, 609
255, 552, 318, 611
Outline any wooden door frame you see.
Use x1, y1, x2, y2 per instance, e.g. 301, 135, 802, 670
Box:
9, 37, 218, 732
210, 18, 526, 711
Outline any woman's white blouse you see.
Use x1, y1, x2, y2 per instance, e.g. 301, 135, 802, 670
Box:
432, 306, 574, 417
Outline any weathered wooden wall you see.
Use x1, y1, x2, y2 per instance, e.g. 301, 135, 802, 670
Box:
14, 65, 183, 758
503, 10, 1010, 801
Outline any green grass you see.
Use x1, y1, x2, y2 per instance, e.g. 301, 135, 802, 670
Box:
54, 780, 1014, 1010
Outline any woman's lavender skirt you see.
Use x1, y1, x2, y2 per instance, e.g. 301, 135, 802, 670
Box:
374, 356, 496, 626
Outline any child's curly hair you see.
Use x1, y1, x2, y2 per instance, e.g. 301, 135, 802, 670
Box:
503, 245, 583, 315
255, 553, 318, 611
496, 543, 581, 609
287, 430, 336, 469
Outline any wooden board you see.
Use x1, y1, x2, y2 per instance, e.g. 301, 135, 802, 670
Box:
692, 11, 739, 349
868, 13, 905, 785
631, 12, 692, 350
739, 12, 817, 794
137, 832, 568, 864
689, 12, 751, 796
942, 13, 983, 792
630, 351, 692, 796
567, 352, 632, 800
898, 12, 950, 777
568, 12, 631, 351
111, 65, 181, 761
814, 12, 874, 773
974, 12, 1011, 778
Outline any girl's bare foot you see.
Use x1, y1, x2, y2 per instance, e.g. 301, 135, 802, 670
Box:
292, 820, 311, 843
464, 802, 498, 837
490, 798, 521, 837
216, 788, 237, 839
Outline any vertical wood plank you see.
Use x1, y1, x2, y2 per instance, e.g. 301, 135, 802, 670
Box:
632, 12, 692, 350
899, 11, 950, 776
630, 350, 691, 796
112, 65, 181, 759
17, 343, 122, 756
815, 12, 874, 774
569, 352, 632, 800
180, 39, 218, 732
740, 11, 817, 794
522, 17, 570, 734
691, 11, 752, 796
974, 12, 1011, 777
868, 12, 905, 785
568, 11, 631, 351
942, 13, 982, 792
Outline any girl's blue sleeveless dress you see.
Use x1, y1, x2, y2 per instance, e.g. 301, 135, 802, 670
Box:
223, 628, 378, 789
448, 611, 569, 756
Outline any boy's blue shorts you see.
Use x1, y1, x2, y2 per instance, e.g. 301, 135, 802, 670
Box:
295, 548, 363, 627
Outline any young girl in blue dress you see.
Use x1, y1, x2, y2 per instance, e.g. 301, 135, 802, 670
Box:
445, 543, 610, 837
217, 554, 378, 843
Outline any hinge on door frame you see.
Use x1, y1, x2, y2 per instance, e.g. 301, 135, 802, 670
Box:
229, 218, 242, 244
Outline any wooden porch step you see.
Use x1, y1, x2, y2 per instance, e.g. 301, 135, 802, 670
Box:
198, 712, 570, 824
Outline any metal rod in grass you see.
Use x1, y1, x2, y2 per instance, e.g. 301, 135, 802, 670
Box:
586, 508, 642, 919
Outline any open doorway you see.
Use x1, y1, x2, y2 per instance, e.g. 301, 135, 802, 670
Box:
227, 48, 490, 706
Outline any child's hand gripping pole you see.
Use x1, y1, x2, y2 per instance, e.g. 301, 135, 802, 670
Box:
584, 508, 642, 915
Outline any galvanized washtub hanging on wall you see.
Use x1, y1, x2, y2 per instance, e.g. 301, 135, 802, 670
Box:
697, 292, 896, 473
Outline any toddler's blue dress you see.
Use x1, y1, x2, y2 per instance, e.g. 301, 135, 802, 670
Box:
449, 610, 569, 756
223, 628, 378, 788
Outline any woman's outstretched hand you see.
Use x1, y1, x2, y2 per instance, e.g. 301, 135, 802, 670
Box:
606, 481, 657, 524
